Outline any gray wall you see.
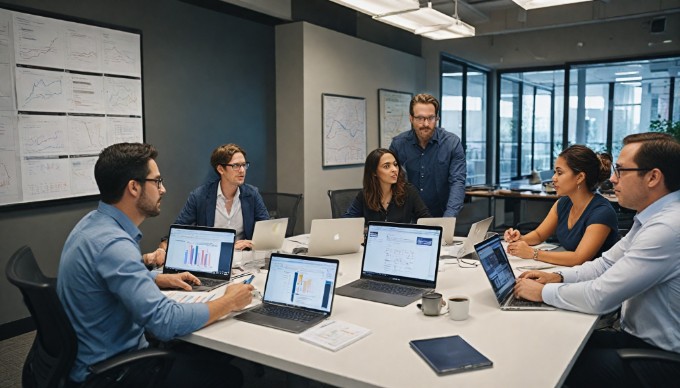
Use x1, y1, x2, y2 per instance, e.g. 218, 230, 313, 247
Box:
1, 0, 275, 326
276, 22, 425, 232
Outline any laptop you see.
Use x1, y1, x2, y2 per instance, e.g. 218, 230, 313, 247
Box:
449, 216, 494, 259
307, 218, 364, 256
252, 218, 288, 250
474, 235, 554, 311
163, 224, 236, 292
235, 253, 340, 333
335, 222, 442, 307
417, 217, 456, 245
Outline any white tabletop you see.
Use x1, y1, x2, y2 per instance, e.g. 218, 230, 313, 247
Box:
181, 238, 597, 387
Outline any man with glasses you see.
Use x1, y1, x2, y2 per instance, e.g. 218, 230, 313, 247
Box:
161, 143, 269, 252
58, 143, 254, 386
389, 93, 466, 217
513, 132, 680, 386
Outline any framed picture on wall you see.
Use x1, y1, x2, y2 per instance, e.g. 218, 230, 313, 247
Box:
322, 93, 367, 167
378, 89, 412, 149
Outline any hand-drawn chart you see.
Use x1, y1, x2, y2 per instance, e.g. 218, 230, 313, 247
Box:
322, 94, 366, 167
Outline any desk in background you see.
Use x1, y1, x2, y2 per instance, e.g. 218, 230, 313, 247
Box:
180, 239, 597, 387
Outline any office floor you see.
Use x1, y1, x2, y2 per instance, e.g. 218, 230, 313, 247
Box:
0, 331, 330, 388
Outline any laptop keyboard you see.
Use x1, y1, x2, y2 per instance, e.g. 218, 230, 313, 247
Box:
354, 280, 423, 296
194, 277, 226, 289
507, 295, 543, 307
250, 304, 320, 323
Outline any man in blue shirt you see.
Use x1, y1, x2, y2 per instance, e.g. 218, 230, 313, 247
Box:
58, 143, 254, 386
389, 93, 466, 217
513, 133, 680, 386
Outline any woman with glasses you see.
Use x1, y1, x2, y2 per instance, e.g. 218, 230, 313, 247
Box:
345, 148, 431, 225
504, 145, 619, 266
164, 143, 269, 251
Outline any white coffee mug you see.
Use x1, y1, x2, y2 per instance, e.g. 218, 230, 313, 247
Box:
448, 296, 470, 321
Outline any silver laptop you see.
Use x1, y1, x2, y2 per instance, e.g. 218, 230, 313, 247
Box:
417, 217, 456, 245
252, 218, 288, 250
163, 224, 236, 292
452, 216, 494, 259
335, 222, 442, 307
307, 218, 364, 256
235, 253, 340, 333
474, 235, 554, 311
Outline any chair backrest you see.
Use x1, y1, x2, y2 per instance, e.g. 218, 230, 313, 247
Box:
327, 189, 361, 219
6, 246, 77, 388
260, 192, 303, 237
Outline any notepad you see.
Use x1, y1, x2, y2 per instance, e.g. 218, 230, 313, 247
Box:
299, 320, 371, 351
410, 335, 493, 375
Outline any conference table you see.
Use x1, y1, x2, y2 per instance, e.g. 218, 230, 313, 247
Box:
181, 238, 598, 387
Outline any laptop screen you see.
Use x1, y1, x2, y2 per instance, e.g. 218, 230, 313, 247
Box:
164, 225, 236, 278
475, 236, 515, 303
363, 222, 441, 284
263, 254, 339, 313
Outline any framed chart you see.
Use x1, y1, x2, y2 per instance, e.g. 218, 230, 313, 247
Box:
378, 89, 412, 149
0, 6, 143, 208
322, 93, 366, 167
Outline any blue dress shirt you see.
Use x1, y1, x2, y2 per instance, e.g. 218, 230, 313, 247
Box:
57, 202, 209, 382
543, 190, 680, 353
389, 128, 467, 217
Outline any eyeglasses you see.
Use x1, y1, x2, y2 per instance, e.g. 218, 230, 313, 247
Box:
412, 115, 438, 124
613, 165, 651, 179
140, 177, 164, 189
222, 162, 250, 171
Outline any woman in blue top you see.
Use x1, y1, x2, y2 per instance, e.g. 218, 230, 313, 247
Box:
504, 145, 619, 266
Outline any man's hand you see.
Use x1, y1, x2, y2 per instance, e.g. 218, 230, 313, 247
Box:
143, 248, 166, 268
513, 278, 545, 302
155, 272, 199, 291
222, 283, 254, 311
235, 240, 253, 251
519, 270, 562, 284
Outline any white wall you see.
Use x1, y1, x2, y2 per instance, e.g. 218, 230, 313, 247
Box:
276, 22, 425, 232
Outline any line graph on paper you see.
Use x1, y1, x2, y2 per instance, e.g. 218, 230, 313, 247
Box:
0, 150, 19, 200
13, 13, 65, 68
70, 156, 98, 195
68, 116, 107, 154
104, 76, 141, 116
15, 67, 68, 112
66, 25, 101, 73
18, 115, 68, 156
322, 95, 366, 166
102, 30, 140, 77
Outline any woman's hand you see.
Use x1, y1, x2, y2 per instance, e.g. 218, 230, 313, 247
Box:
235, 240, 253, 251
506, 240, 533, 259
504, 228, 521, 243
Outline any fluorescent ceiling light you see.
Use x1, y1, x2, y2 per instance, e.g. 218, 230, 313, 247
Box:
615, 76, 642, 82
328, 0, 418, 16
512, 0, 593, 10
614, 71, 639, 76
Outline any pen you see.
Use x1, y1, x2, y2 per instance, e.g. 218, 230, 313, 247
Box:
243, 275, 255, 284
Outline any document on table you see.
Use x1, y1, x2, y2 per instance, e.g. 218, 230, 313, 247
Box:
164, 291, 220, 303
299, 320, 371, 351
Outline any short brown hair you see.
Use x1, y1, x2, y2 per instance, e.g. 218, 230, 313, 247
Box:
622, 132, 680, 192
409, 93, 440, 117
210, 144, 247, 173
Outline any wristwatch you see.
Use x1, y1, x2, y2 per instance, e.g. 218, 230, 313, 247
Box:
555, 271, 564, 283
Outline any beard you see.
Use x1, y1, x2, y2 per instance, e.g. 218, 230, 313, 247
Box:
137, 188, 161, 218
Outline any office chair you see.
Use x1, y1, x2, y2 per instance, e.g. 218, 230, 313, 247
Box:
617, 348, 680, 387
327, 188, 361, 218
6, 246, 175, 388
260, 192, 303, 237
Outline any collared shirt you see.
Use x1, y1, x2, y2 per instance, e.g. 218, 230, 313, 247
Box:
57, 202, 209, 382
389, 127, 466, 217
543, 190, 680, 353
216, 185, 244, 239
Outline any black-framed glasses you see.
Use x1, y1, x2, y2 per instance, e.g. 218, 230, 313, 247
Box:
139, 177, 164, 189
613, 165, 651, 179
412, 115, 438, 124
222, 162, 250, 171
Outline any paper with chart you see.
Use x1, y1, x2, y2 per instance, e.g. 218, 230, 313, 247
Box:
1, 7, 143, 207
322, 94, 366, 166
379, 90, 411, 148
299, 320, 371, 351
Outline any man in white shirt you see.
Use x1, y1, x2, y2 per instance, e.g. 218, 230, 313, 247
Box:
513, 132, 680, 386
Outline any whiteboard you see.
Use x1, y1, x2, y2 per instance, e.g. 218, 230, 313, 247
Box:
0, 7, 143, 207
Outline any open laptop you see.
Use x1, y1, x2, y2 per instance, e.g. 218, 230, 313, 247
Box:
252, 218, 288, 250
474, 235, 554, 311
335, 222, 442, 307
163, 224, 236, 292
235, 253, 340, 333
417, 217, 456, 245
307, 218, 364, 256
449, 216, 494, 259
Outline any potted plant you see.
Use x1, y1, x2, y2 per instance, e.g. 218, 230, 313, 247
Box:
649, 119, 680, 142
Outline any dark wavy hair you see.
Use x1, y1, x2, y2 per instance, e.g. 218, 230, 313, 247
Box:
210, 143, 247, 173
623, 132, 680, 192
95, 143, 158, 204
362, 149, 406, 211
559, 145, 612, 192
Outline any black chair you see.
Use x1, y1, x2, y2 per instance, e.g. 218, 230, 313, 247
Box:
5, 246, 175, 388
328, 188, 361, 218
617, 348, 680, 387
260, 192, 303, 237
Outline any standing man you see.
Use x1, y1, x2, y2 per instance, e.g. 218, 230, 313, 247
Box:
389, 93, 466, 217
513, 133, 680, 386
58, 143, 253, 386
